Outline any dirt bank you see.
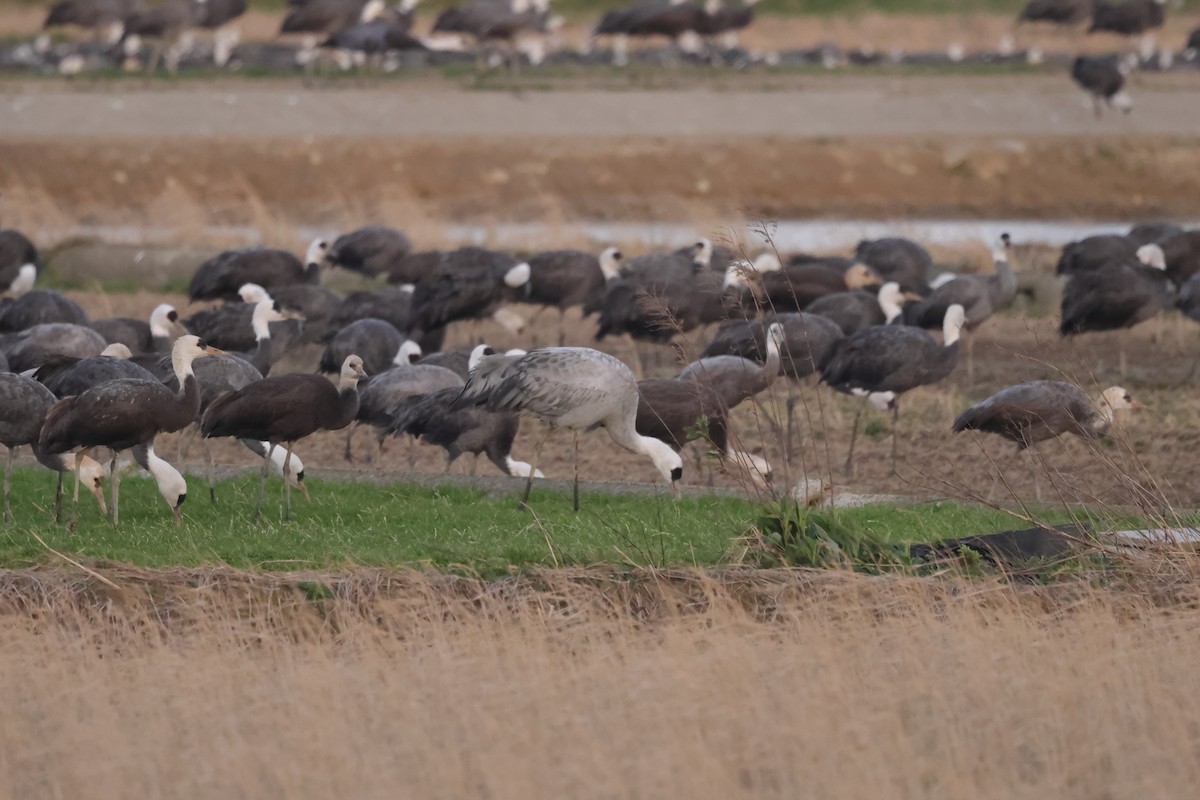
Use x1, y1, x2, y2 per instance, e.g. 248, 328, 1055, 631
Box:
4, 135, 1200, 236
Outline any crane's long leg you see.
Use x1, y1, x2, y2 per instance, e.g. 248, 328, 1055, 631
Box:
558, 308, 567, 347
282, 443, 294, 523
519, 428, 549, 511
69, 447, 89, 532
4, 446, 13, 524
109, 450, 120, 528
254, 443, 274, 523
54, 468, 64, 524
890, 402, 900, 476
178, 422, 197, 464
572, 431, 580, 513
343, 424, 356, 463
843, 405, 863, 477
205, 440, 217, 504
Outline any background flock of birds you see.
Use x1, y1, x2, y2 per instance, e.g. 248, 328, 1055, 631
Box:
1, 218, 1199, 526
1, 0, 1195, 104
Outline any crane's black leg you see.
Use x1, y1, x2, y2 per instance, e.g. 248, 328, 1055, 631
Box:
890, 402, 900, 476
205, 440, 217, 504
3, 445, 13, 524
520, 429, 548, 511
843, 406, 863, 477
108, 451, 120, 527
343, 424, 356, 464
282, 443, 294, 523
572, 431, 580, 513
254, 444, 274, 523
558, 308, 567, 347
54, 468, 64, 524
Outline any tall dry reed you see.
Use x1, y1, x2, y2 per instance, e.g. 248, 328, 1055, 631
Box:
0, 567, 1197, 798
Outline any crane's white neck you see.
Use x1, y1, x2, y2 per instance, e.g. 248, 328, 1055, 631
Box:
304, 238, 327, 268
9, 264, 36, 296
631, 434, 684, 485
599, 248, 622, 280
144, 447, 187, 512
877, 283, 904, 323
266, 442, 306, 486
149, 304, 177, 339
942, 306, 965, 346
251, 300, 277, 342
764, 323, 783, 378
505, 457, 544, 478
393, 339, 422, 365
171, 346, 202, 384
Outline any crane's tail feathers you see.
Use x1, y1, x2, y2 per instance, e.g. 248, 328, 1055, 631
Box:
37, 395, 78, 454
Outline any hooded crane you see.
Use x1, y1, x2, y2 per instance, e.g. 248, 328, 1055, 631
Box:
1127, 221, 1183, 247
165, 322, 311, 504
183, 282, 270, 351
128, 443, 191, 525
91, 303, 181, 355
757, 260, 880, 314
0, 229, 39, 296
282, 0, 387, 81
450, 346, 684, 511
525, 246, 622, 345
44, 0, 137, 42
347, 360, 465, 462
1017, 0, 1093, 25
593, 0, 708, 66
195, 0, 247, 66
326, 285, 416, 342
0, 323, 106, 374
696, 0, 758, 50
0, 372, 107, 523
387, 385, 543, 478
636, 378, 772, 492
319, 318, 421, 376
676, 321, 783, 409
120, 0, 205, 75
1155, 230, 1200, 285
1059, 254, 1173, 336
1071, 54, 1134, 116
1089, 0, 1166, 38
820, 304, 966, 474
201, 354, 367, 521
432, 0, 551, 69
806, 281, 907, 335
32, 343, 154, 397
700, 312, 844, 380
0, 289, 89, 332
406, 247, 531, 341
953, 381, 1140, 451
324, 225, 414, 277
853, 237, 933, 296
39, 335, 224, 529
187, 239, 328, 302
1056, 233, 1139, 274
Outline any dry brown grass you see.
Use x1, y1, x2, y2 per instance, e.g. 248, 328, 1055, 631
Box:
1, 566, 1199, 797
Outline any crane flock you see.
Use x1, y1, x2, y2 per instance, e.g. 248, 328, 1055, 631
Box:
5, 0, 1196, 94
0, 215, 1189, 524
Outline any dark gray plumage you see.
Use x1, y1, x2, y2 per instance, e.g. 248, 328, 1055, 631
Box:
187, 240, 325, 302
676, 323, 782, 409
700, 313, 843, 380
44, 0, 138, 34
1059, 260, 1174, 335
1018, 0, 1092, 24
526, 247, 621, 343
347, 362, 465, 460
0, 372, 107, 521
319, 318, 418, 376
902, 237, 1017, 330
416, 347, 476, 379
91, 303, 179, 354
1158, 230, 1200, 285
387, 386, 539, 478
34, 350, 156, 398
1127, 222, 1184, 247
324, 225, 414, 276
953, 381, 1138, 449
1088, 0, 1165, 36
195, 0, 247, 28
805, 282, 906, 335
0, 290, 88, 332
0, 230, 39, 294
406, 247, 530, 338
326, 286, 414, 339
1056, 233, 1138, 275
853, 237, 933, 296
1071, 55, 1133, 116
0, 323, 106, 373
